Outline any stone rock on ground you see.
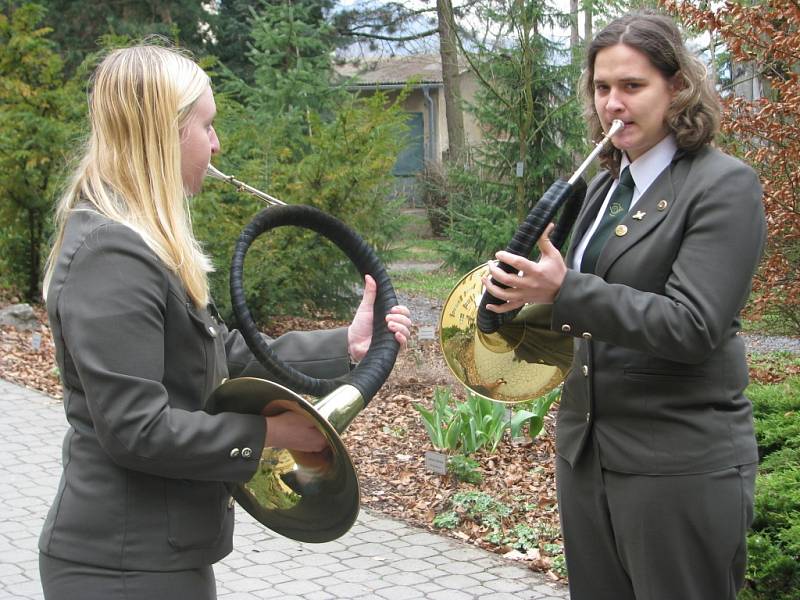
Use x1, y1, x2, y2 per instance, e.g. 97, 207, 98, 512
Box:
0, 303, 38, 330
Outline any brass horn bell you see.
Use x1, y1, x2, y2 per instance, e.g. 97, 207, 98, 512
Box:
205, 378, 363, 543
439, 264, 573, 404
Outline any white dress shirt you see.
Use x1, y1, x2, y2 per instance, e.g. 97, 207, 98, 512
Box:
572, 134, 678, 271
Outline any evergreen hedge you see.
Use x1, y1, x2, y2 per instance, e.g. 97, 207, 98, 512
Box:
742, 375, 800, 599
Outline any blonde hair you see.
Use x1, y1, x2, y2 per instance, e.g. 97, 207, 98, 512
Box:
580, 11, 720, 177
43, 44, 213, 306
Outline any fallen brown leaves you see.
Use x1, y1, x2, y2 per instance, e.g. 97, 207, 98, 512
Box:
0, 303, 62, 399
749, 362, 800, 385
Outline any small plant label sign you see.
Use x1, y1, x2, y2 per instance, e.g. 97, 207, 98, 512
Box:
424, 450, 448, 475
418, 326, 436, 341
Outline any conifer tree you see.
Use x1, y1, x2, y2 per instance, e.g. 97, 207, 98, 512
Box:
0, 3, 81, 300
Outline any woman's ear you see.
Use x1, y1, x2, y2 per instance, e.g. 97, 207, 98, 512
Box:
668, 71, 685, 96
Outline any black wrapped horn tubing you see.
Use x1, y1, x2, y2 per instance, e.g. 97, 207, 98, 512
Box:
476, 177, 588, 334
550, 178, 587, 251
230, 204, 399, 403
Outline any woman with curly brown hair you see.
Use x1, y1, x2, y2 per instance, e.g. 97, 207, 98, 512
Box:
484, 11, 765, 600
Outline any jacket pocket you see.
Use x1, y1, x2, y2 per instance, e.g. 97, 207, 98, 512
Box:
623, 368, 706, 382
165, 480, 226, 550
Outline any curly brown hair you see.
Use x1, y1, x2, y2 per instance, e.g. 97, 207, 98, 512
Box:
580, 11, 720, 176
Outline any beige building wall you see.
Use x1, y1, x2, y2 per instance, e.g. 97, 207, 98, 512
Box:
460, 72, 482, 147
433, 72, 482, 160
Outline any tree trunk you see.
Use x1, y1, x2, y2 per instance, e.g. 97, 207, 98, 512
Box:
437, 0, 466, 164
570, 0, 580, 65
27, 209, 42, 303
583, 0, 593, 49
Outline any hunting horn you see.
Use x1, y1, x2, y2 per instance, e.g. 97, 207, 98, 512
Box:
204, 164, 400, 543
439, 120, 624, 404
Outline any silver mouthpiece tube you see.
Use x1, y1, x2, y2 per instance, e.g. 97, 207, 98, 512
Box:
568, 119, 625, 185
205, 164, 286, 206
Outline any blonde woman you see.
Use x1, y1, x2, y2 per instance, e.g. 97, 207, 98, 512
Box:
484, 11, 765, 600
39, 44, 411, 599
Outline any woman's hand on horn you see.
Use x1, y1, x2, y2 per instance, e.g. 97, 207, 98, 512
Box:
347, 274, 412, 362
482, 223, 567, 312
265, 411, 327, 452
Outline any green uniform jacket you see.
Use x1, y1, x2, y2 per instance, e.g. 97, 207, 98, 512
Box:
39, 207, 350, 571
548, 146, 765, 475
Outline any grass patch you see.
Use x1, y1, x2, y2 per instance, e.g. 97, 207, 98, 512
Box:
390, 237, 449, 264
741, 313, 798, 337
390, 267, 462, 302
387, 235, 463, 301
749, 351, 800, 371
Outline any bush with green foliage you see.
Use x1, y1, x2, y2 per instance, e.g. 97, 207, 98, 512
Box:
437, 167, 519, 272
0, 3, 83, 301
425, 0, 585, 269
740, 376, 800, 600
194, 90, 409, 322
189, 0, 410, 322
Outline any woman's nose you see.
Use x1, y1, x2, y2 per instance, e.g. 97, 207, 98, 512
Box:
605, 89, 624, 112
210, 128, 221, 155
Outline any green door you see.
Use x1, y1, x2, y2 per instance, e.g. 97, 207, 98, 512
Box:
392, 112, 424, 176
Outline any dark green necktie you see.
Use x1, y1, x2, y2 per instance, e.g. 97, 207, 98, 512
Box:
581, 166, 635, 274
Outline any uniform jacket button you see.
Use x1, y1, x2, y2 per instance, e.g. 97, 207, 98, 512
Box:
561, 324, 572, 333
585, 412, 591, 422
582, 332, 592, 340
241, 447, 253, 459
229, 448, 240, 458
582, 365, 589, 376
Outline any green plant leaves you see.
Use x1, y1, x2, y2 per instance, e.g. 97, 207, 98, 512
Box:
413, 385, 560, 454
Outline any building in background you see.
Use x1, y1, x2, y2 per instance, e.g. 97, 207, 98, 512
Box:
335, 54, 481, 204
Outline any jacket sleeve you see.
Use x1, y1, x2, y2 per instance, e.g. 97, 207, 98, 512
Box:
224, 327, 351, 381
58, 223, 264, 482
551, 156, 765, 364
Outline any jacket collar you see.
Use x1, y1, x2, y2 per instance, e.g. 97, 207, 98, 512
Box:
566, 147, 695, 277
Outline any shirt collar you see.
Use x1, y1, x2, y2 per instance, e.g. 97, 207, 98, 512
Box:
620, 134, 677, 192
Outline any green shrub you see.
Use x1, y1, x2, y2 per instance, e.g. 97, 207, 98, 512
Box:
441, 174, 518, 272
741, 376, 800, 600
195, 91, 409, 323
